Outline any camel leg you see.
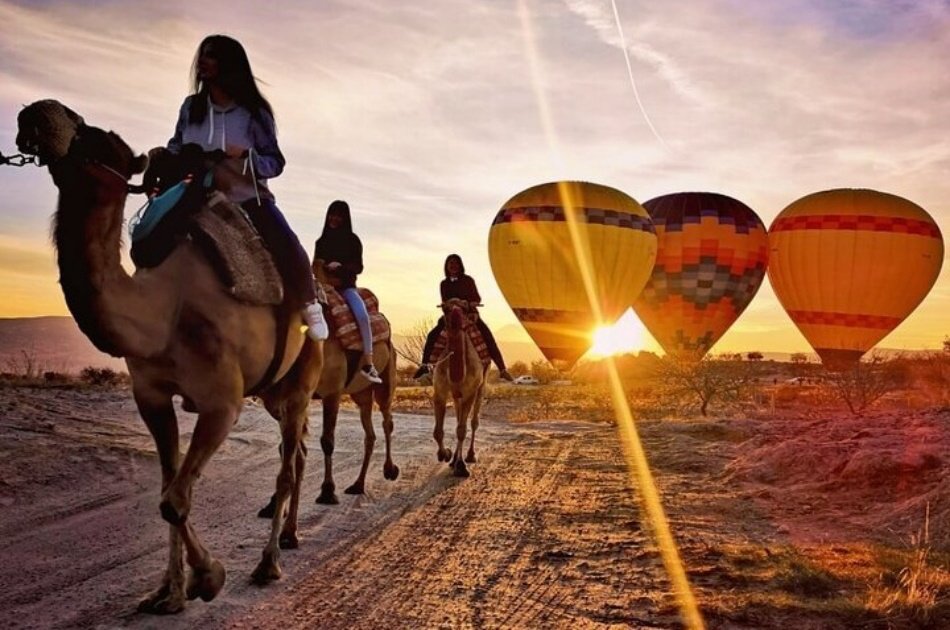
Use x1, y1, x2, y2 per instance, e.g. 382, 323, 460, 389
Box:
377, 388, 399, 481
466, 384, 484, 464
316, 395, 340, 504
134, 388, 186, 615
433, 394, 452, 462
345, 390, 375, 495
453, 396, 473, 478
281, 437, 307, 546
160, 406, 238, 603
251, 397, 307, 584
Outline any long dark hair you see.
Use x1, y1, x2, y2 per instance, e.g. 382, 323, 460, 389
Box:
316, 199, 354, 246
187, 35, 274, 125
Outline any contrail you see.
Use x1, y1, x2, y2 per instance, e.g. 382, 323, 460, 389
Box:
609, 0, 670, 150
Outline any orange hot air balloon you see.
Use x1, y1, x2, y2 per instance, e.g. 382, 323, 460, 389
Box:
633, 192, 769, 360
768, 188, 944, 369
488, 181, 657, 368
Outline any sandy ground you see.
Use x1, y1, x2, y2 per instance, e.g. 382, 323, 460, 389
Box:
0, 385, 947, 629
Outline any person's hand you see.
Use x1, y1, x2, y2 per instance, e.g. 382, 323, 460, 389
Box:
326, 261, 342, 271
225, 144, 248, 159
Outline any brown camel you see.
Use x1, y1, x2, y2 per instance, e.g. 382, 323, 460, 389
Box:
432, 298, 490, 478
16, 100, 322, 614
258, 261, 398, 516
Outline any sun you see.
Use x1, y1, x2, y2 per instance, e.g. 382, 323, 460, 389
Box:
587, 310, 646, 358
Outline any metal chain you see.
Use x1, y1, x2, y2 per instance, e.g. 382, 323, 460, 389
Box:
0, 151, 38, 167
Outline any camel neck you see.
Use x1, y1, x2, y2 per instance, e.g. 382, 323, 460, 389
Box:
53, 165, 174, 358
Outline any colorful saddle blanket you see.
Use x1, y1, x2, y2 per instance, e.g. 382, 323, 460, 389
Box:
432, 323, 491, 365
320, 283, 391, 351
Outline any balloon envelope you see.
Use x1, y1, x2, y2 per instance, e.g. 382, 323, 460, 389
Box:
768, 188, 944, 369
488, 181, 657, 368
633, 192, 769, 360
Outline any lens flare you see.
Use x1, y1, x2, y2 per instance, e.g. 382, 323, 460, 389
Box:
518, 4, 703, 627
589, 310, 645, 358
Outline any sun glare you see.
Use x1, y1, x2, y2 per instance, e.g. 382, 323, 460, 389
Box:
588, 310, 645, 357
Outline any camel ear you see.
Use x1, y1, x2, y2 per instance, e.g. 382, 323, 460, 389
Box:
131, 153, 149, 175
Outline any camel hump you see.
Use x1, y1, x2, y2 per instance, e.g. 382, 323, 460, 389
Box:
320, 283, 391, 350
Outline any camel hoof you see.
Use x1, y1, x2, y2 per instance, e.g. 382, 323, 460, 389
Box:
159, 500, 187, 527
384, 463, 400, 481
437, 449, 448, 462
250, 555, 282, 585
344, 482, 365, 495
454, 460, 470, 478
186, 560, 226, 602
257, 494, 277, 519
137, 583, 185, 615
465, 452, 477, 464
315, 490, 339, 505
279, 532, 299, 550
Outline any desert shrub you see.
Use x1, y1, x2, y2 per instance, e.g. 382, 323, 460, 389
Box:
79, 366, 121, 387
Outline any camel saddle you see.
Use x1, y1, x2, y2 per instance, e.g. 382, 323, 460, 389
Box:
320, 282, 391, 350
130, 150, 282, 306
432, 322, 491, 366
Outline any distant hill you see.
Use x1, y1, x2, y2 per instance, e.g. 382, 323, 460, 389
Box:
0, 317, 125, 374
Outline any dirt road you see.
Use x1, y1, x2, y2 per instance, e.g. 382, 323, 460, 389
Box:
2, 386, 945, 629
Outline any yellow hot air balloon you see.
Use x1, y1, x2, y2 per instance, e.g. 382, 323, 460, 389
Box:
768, 188, 944, 369
488, 181, 657, 368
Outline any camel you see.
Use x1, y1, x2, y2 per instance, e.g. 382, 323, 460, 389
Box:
310, 276, 399, 503
432, 298, 490, 478
15, 100, 322, 614
258, 261, 398, 516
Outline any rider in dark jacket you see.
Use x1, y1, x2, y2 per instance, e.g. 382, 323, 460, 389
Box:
414, 253, 513, 381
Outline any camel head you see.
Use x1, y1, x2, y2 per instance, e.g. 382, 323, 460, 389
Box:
17, 100, 148, 178
442, 298, 470, 334
17, 100, 85, 165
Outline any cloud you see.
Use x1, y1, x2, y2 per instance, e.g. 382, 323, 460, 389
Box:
0, 0, 947, 351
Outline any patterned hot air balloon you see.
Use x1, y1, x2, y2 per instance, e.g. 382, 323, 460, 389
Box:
632, 192, 769, 360
768, 188, 944, 369
488, 181, 657, 368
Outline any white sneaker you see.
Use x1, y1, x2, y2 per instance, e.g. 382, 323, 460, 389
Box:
360, 364, 383, 384
302, 301, 329, 341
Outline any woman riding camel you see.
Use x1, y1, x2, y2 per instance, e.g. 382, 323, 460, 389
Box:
414, 254, 513, 382
166, 34, 328, 341
313, 200, 383, 384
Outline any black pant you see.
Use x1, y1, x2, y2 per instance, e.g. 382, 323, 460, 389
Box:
422, 316, 506, 370
242, 198, 316, 309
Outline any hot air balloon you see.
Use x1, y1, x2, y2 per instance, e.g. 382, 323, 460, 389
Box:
632, 192, 769, 360
768, 188, 944, 369
488, 181, 657, 368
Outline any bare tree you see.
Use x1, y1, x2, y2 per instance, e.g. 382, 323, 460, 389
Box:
825, 352, 905, 415
653, 356, 758, 416
394, 316, 436, 366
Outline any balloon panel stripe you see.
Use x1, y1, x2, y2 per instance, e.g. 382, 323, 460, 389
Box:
788, 310, 903, 329
771, 215, 940, 237
493, 206, 655, 233
512, 307, 594, 324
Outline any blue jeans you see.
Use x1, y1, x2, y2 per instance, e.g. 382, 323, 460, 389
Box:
343, 287, 373, 355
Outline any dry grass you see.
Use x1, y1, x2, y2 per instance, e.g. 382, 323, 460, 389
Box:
866, 506, 950, 627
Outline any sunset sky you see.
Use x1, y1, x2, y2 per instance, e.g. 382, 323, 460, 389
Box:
1, 0, 947, 359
